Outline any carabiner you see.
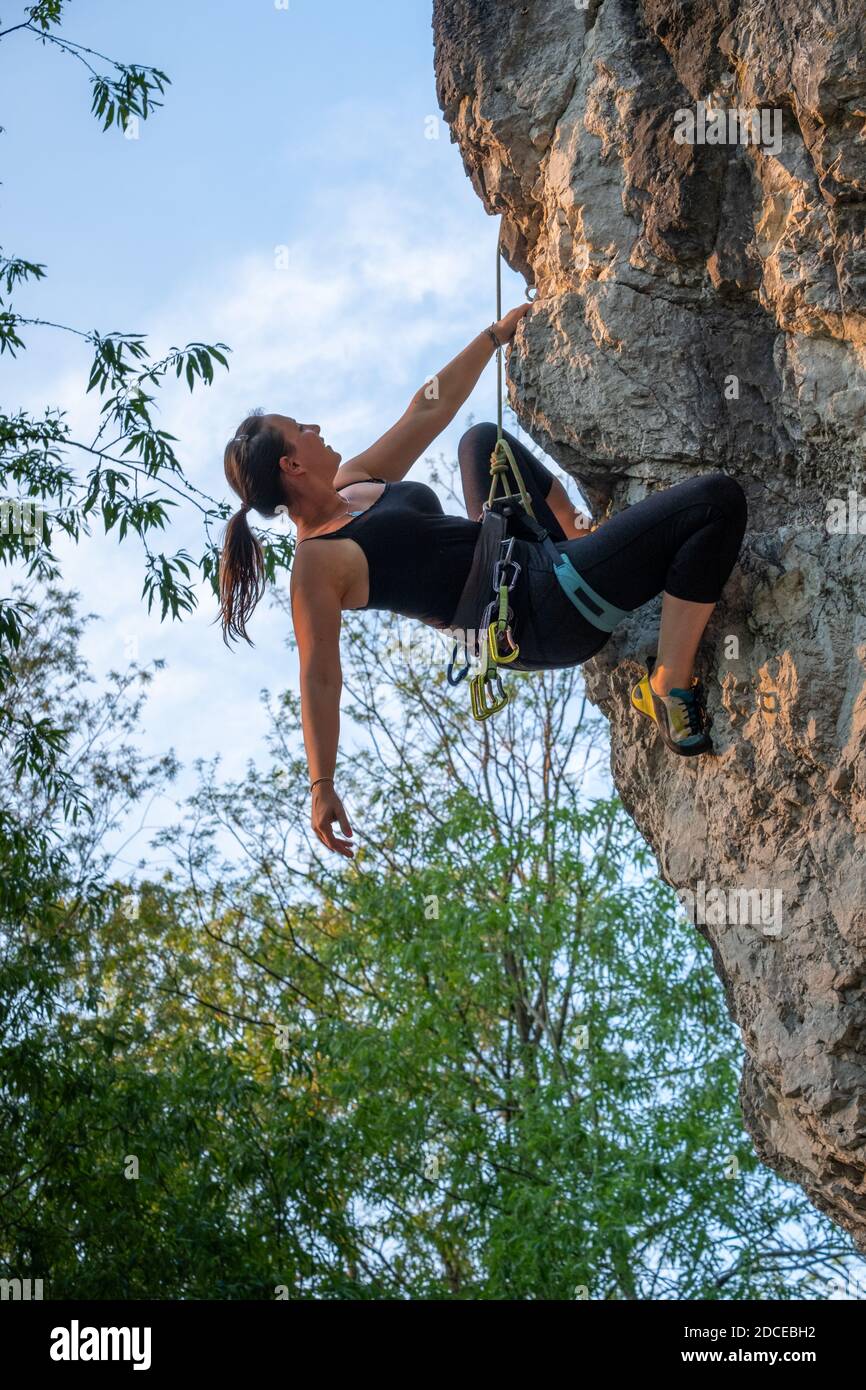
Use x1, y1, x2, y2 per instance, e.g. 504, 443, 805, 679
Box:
488, 618, 519, 664
446, 639, 470, 685
492, 536, 521, 593
470, 669, 510, 721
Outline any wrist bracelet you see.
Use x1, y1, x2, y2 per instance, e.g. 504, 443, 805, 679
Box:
310, 776, 334, 792
485, 325, 502, 350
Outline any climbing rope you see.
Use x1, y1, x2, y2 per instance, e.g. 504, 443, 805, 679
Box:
450, 225, 629, 716
486, 227, 537, 517
461, 225, 539, 721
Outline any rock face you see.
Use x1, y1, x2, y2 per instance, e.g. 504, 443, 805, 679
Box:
434, 0, 866, 1250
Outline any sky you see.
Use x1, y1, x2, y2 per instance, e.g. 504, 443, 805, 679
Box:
2, 0, 595, 873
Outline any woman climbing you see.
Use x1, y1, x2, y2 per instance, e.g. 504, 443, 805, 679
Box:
218, 303, 747, 858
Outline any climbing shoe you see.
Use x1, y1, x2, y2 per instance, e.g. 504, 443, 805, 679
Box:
630, 670, 713, 757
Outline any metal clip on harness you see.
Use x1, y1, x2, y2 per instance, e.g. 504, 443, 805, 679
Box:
468, 532, 523, 720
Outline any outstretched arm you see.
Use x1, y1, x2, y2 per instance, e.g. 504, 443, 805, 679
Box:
408, 304, 530, 416
337, 305, 532, 487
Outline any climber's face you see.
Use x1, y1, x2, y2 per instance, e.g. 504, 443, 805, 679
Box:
268, 413, 342, 487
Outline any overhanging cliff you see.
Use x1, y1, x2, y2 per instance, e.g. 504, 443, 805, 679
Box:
434, 0, 866, 1250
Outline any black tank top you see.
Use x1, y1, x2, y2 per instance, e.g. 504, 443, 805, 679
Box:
306, 478, 480, 627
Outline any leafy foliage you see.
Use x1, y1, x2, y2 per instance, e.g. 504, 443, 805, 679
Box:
3, 587, 861, 1298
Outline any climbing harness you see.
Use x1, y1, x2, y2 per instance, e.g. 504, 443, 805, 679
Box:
445, 224, 629, 721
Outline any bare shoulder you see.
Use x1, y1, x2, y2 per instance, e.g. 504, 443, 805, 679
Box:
290, 534, 352, 618
333, 463, 376, 489
291, 534, 346, 589
291, 546, 345, 674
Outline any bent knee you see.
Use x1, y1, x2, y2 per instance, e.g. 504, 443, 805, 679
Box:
700, 470, 747, 525
458, 421, 498, 452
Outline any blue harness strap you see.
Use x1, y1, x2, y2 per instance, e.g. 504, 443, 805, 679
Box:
551, 551, 630, 633
529, 526, 630, 634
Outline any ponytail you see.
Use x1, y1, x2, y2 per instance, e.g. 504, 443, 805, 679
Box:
219, 506, 265, 646
219, 408, 291, 646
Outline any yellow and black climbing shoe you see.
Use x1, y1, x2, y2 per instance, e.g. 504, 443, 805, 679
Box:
631, 671, 713, 757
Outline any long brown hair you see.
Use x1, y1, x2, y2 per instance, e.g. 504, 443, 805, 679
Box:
219, 408, 292, 645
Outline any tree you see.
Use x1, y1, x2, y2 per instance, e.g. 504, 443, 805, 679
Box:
141, 590, 863, 1298
2, 581, 862, 1297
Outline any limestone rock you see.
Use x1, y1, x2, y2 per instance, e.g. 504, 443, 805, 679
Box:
434, 0, 866, 1250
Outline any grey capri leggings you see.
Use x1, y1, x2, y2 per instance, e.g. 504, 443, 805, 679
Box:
457, 423, 748, 667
